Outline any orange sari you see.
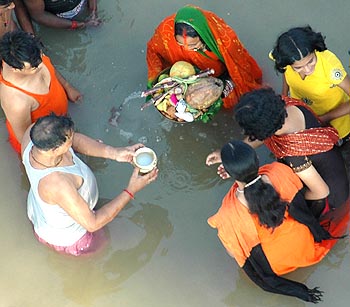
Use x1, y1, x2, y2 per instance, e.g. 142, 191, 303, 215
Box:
146, 6, 262, 108
208, 162, 348, 274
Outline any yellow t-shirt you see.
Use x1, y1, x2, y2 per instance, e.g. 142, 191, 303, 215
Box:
285, 50, 350, 138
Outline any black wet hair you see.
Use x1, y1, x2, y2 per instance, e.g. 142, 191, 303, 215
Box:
174, 22, 199, 38
234, 87, 287, 142
0, 30, 43, 69
221, 140, 287, 228
271, 25, 327, 73
30, 113, 74, 151
0, 0, 13, 6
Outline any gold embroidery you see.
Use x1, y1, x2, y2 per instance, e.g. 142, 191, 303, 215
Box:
289, 157, 312, 173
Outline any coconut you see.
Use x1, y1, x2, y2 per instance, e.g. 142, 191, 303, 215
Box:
185, 77, 224, 110
169, 61, 196, 78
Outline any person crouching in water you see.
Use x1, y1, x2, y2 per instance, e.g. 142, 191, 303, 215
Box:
208, 140, 349, 303
21, 113, 158, 256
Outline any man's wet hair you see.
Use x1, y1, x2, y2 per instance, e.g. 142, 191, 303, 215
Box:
0, 30, 43, 69
30, 113, 74, 151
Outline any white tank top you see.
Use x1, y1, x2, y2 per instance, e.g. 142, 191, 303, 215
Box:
22, 141, 99, 246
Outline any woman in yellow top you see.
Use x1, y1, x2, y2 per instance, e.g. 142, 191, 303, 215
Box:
271, 26, 350, 142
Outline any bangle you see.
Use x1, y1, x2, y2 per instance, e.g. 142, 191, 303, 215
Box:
71, 20, 78, 30
123, 189, 135, 199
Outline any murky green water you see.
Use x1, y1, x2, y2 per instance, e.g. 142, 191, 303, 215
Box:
1, 1, 349, 306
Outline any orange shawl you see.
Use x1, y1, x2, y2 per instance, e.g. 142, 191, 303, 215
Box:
146, 6, 262, 108
208, 162, 345, 275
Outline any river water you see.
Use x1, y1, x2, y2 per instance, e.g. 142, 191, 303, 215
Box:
1, 1, 349, 306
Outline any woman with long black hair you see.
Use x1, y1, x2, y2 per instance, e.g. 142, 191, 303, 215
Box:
208, 140, 348, 303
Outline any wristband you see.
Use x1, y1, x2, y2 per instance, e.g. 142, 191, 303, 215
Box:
123, 189, 135, 199
71, 20, 79, 30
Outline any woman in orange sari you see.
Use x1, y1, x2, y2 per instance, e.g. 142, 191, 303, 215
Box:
146, 5, 262, 109
208, 140, 349, 303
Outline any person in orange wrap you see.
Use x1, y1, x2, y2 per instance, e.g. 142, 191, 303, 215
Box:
206, 88, 349, 218
0, 30, 82, 153
208, 140, 349, 303
146, 5, 262, 109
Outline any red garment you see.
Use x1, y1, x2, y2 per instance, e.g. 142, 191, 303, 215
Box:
34, 227, 109, 257
0, 55, 68, 153
264, 97, 339, 159
146, 8, 262, 108
208, 162, 348, 275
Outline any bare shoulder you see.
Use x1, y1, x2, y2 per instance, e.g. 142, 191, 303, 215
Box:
283, 105, 305, 133
1, 82, 31, 101
38, 171, 78, 204
0, 83, 37, 111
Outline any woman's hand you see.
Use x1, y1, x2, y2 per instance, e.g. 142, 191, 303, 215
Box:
217, 164, 230, 179
206, 149, 221, 166
318, 114, 330, 125
206, 150, 230, 179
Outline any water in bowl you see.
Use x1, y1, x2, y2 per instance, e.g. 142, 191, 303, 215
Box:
136, 152, 154, 167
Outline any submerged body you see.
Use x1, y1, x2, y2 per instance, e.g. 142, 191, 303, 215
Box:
23, 142, 100, 255
208, 162, 345, 274
21, 114, 158, 256
209, 161, 349, 302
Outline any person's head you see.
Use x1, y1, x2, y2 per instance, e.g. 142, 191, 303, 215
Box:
234, 87, 287, 142
174, 22, 204, 51
221, 140, 259, 183
221, 140, 287, 228
271, 25, 326, 73
0, 30, 43, 70
30, 114, 74, 151
174, 5, 208, 51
